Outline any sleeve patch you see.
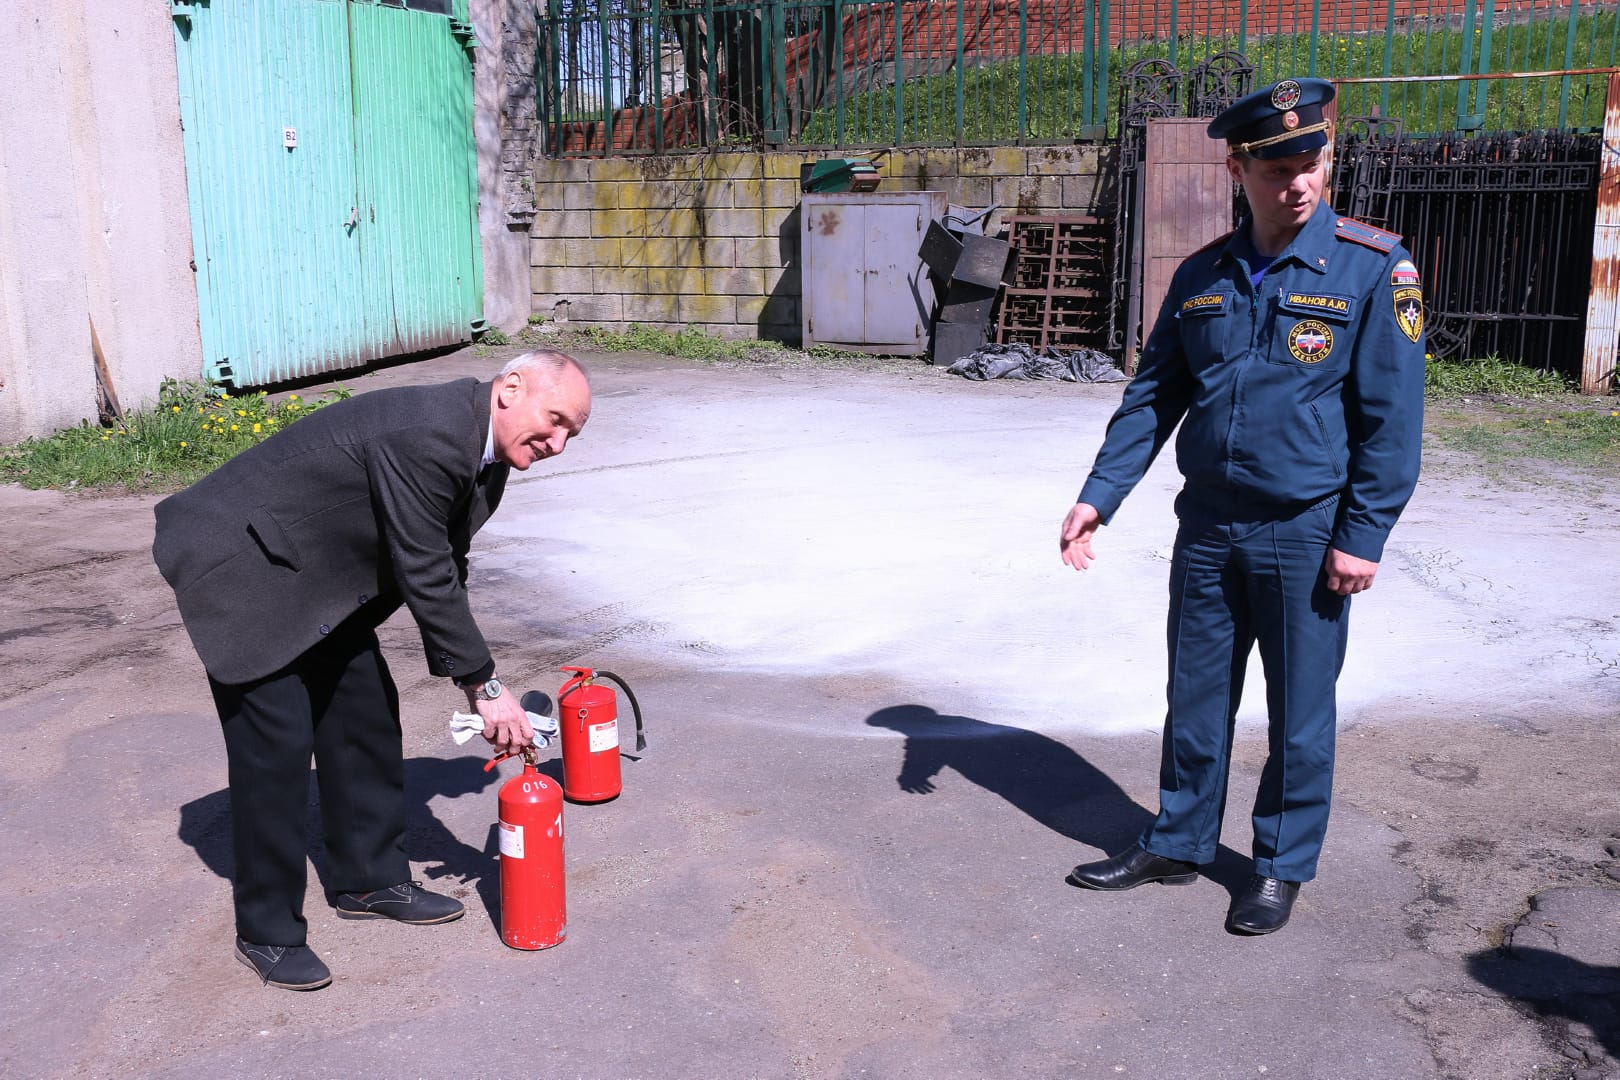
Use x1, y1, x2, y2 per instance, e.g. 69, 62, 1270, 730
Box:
1393, 286, 1424, 343
1335, 217, 1400, 254
1390, 259, 1422, 287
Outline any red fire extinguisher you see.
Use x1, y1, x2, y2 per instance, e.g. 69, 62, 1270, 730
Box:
557, 666, 646, 804
485, 746, 566, 950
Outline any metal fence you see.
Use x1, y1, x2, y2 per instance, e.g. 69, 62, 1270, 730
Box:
537, 0, 1620, 154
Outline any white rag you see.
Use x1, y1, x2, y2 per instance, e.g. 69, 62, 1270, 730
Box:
450, 710, 559, 747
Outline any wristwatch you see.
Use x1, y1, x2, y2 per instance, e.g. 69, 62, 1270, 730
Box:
468, 676, 503, 701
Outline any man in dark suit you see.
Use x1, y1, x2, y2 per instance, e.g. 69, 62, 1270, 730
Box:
154, 350, 591, 990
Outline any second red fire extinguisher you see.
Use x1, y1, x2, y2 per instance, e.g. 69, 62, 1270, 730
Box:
557, 666, 646, 804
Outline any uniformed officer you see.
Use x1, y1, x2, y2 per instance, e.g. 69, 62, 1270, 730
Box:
1059, 78, 1425, 934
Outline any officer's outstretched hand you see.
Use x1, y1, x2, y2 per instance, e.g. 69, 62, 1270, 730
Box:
1060, 502, 1102, 571
472, 689, 535, 753
1324, 547, 1378, 596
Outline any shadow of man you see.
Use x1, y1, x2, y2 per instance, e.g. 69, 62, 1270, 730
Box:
865, 703, 1246, 889
1467, 946, 1620, 1066
178, 753, 506, 924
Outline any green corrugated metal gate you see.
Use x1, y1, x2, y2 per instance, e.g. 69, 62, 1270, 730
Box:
171, 0, 483, 387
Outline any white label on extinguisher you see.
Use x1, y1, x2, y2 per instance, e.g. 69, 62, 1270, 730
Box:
499, 820, 524, 859
588, 719, 619, 753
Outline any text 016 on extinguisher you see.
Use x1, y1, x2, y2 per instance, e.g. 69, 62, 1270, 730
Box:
557, 666, 645, 804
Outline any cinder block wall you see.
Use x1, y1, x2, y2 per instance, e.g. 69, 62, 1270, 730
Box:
530, 145, 1111, 344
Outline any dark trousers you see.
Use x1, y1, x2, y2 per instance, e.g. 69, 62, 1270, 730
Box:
1139, 492, 1350, 883
208, 619, 409, 945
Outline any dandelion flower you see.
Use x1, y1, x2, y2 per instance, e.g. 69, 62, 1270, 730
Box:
231, 424, 240, 431
179, 441, 188, 448
237, 409, 246, 417
171, 405, 180, 413
252, 423, 261, 433
101, 435, 110, 442
289, 394, 300, 401
221, 392, 231, 399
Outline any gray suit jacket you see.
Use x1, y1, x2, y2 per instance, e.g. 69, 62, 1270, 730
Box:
153, 378, 510, 685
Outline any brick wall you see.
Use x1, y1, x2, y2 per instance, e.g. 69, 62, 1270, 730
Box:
530, 144, 1110, 343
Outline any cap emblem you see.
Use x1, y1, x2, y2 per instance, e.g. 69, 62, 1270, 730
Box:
1271, 80, 1302, 111
1282, 110, 1300, 130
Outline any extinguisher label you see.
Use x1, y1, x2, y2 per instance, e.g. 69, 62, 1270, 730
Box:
588, 719, 619, 753
499, 821, 525, 859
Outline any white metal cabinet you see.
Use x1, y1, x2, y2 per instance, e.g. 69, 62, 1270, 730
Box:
801, 191, 946, 355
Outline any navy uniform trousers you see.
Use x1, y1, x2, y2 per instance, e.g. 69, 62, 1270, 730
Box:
207, 612, 410, 946
1139, 490, 1349, 883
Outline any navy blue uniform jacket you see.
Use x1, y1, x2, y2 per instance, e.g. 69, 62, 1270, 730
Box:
1079, 204, 1425, 561
153, 379, 509, 685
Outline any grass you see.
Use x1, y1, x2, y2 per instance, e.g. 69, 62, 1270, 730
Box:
797, 11, 1619, 144
1423, 356, 1620, 474
547, 322, 867, 365
0, 377, 349, 493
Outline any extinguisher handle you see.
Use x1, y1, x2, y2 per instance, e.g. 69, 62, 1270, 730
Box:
483, 745, 539, 772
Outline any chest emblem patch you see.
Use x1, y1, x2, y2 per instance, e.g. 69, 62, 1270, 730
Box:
1393, 285, 1425, 343
1287, 320, 1334, 364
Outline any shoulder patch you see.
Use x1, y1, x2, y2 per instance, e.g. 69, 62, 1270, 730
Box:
1190, 230, 1234, 258
1335, 217, 1401, 254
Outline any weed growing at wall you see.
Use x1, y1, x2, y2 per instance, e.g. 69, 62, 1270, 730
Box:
0, 378, 350, 493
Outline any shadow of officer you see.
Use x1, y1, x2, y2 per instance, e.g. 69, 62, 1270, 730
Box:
865, 704, 1247, 887
179, 753, 505, 921
1467, 946, 1620, 1064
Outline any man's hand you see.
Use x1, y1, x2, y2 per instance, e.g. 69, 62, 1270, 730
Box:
1060, 502, 1103, 571
471, 688, 534, 753
1324, 547, 1378, 596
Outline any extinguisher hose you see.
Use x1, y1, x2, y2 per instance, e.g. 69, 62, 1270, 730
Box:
593, 670, 646, 752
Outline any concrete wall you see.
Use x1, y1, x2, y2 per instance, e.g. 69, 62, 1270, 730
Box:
472, 0, 538, 335
0, 3, 204, 443
529, 145, 1110, 343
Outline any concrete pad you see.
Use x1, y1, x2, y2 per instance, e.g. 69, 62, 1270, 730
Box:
1, 349, 1618, 1078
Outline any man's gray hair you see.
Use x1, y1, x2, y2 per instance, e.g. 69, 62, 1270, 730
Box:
499, 349, 589, 384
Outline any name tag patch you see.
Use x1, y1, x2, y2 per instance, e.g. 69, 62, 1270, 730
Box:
1279, 292, 1353, 320
1287, 319, 1335, 364
1179, 293, 1226, 316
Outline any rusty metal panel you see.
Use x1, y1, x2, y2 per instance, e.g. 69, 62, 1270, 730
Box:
801, 191, 945, 354
1581, 72, 1620, 395
1142, 118, 1232, 347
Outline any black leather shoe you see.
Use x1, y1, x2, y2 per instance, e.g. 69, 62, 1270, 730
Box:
235, 938, 332, 991
1066, 846, 1200, 891
335, 881, 465, 924
1226, 875, 1300, 935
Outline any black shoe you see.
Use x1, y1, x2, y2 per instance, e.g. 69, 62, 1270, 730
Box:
1066, 846, 1200, 891
335, 881, 465, 924
235, 938, 332, 991
1226, 875, 1300, 935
